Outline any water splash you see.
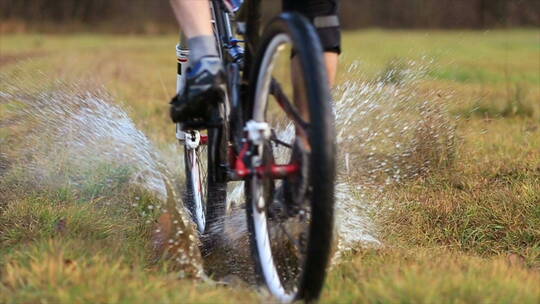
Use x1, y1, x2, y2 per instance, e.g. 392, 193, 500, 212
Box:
0, 73, 202, 276
0, 58, 457, 279
331, 58, 456, 256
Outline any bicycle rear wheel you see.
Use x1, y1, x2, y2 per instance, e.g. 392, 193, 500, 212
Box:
182, 108, 227, 240
245, 12, 336, 302
183, 131, 208, 234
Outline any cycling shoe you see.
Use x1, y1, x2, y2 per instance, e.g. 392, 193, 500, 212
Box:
170, 56, 225, 124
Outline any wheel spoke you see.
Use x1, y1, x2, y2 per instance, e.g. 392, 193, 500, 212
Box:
196, 147, 207, 209
270, 78, 309, 131
270, 129, 293, 148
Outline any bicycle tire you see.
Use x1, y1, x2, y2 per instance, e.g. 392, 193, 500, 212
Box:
245, 12, 336, 302
183, 142, 207, 234
205, 107, 228, 239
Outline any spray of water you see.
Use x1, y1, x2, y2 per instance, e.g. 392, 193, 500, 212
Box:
0, 58, 456, 281
0, 73, 202, 276
332, 58, 456, 257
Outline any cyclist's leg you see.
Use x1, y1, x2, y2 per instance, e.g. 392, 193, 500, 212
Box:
170, 0, 213, 38
323, 53, 339, 87
283, 0, 341, 86
170, 0, 218, 63
283, 0, 341, 148
169, 0, 224, 123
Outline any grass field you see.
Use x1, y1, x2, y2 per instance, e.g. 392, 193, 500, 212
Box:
1, 29, 539, 303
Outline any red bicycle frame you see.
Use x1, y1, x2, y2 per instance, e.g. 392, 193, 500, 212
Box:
199, 134, 300, 181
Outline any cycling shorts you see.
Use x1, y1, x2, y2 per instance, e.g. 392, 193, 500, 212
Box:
282, 0, 341, 54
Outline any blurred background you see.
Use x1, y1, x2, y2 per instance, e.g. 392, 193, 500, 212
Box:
1, 0, 539, 33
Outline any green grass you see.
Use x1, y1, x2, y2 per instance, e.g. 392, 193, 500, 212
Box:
325, 248, 540, 304
1, 29, 540, 302
0, 182, 257, 304
342, 29, 540, 84
341, 29, 540, 120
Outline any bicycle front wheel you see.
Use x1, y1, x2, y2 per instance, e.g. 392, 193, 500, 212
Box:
245, 12, 336, 302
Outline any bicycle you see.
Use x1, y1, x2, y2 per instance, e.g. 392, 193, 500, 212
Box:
175, 0, 335, 302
